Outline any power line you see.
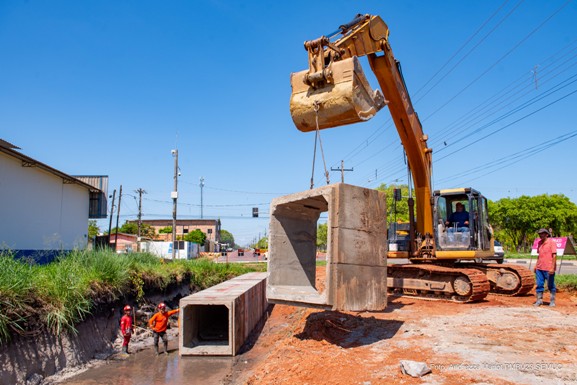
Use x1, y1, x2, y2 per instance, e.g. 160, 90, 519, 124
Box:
415, 0, 523, 103
435, 85, 577, 163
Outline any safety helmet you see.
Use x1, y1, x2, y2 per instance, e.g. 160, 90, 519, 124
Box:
123, 305, 131, 312
158, 303, 166, 310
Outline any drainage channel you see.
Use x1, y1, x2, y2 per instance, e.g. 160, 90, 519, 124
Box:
56, 272, 268, 384
60, 345, 234, 384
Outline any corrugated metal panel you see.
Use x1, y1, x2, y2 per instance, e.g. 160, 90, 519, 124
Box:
74, 175, 108, 194
74, 176, 109, 218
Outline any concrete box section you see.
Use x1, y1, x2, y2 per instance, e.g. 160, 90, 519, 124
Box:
179, 272, 268, 356
267, 183, 387, 311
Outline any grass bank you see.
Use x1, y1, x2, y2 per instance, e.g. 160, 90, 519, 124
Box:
0, 250, 265, 343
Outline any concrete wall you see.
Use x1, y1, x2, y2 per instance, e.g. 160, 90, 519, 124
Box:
267, 183, 387, 311
0, 152, 89, 259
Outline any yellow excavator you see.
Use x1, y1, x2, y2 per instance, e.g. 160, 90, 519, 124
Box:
289, 14, 534, 302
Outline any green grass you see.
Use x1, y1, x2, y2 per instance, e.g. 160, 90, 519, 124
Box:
556, 274, 577, 292
505, 253, 577, 260
0, 250, 264, 343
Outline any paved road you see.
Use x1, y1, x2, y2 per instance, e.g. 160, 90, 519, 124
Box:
217, 251, 577, 275
504, 258, 577, 275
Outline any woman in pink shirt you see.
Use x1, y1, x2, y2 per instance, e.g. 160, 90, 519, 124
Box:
533, 228, 557, 307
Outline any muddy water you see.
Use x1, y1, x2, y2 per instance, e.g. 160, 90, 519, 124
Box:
62, 342, 234, 385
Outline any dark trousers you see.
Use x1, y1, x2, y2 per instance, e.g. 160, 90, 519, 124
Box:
153, 331, 168, 347
535, 269, 556, 294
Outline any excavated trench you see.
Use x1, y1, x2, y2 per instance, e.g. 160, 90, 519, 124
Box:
0, 282, 198, 385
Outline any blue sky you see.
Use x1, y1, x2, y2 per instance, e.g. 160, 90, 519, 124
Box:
1, 1, 576, 246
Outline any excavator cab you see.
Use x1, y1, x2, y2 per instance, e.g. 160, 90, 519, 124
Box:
434, 188, 493, 254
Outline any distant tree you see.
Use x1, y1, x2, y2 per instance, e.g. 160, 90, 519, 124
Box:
490, 194, 577, 252
184, 229, 206, 245
375, 183, 410, 223
139, 223, 156, 239
256, 236, 268, 249
120, 222, 138, 234
317, 223, 327, 251
88, 220, 100, 238
116, 221, 156, 239
220, 229, 235, 247
158, 226, 172, 234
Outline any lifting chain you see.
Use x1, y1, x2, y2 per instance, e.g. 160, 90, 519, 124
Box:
310, 101, 330, 189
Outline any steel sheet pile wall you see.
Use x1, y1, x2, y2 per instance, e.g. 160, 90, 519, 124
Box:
179, 272, 268, 356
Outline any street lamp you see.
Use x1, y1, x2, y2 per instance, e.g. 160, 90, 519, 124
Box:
171, 149, 179, 259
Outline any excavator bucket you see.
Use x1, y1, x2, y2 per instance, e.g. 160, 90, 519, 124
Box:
289, 57, 386, 132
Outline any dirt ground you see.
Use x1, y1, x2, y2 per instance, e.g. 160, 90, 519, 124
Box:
230, 267, 577, 385
40, 267, 577, 385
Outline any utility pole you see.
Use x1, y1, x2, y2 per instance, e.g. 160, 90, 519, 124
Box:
331, 160, 354, 183
171, 149, 179, 260
200, 176, 204, 219
135, 188, 146, 251
114, 185, 122, 252
108, 189, 116, 250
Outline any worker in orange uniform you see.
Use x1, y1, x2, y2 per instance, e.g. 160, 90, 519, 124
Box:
120, 305, 133, 354
148, 303, 179, 355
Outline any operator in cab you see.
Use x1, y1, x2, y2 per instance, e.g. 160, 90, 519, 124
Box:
446, 202, 470, 241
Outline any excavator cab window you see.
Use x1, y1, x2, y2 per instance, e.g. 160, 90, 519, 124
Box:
441, 196, 471, 249
435, 191, 492, 252
475, 196, 492, 251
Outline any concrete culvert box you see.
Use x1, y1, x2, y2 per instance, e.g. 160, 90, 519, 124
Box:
182, 304, 230, 349
267, 183, 387, 311
179, 272, 268, 356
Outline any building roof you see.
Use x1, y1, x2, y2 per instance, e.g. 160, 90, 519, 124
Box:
0, 139, 101, 193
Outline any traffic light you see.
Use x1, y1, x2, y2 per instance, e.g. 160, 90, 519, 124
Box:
252, 207, 258, 217
393, 188, 402, 201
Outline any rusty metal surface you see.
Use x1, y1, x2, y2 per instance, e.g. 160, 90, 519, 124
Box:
289, 57, 385, 132
387, 264, 490, 303
480, 263, 536, 296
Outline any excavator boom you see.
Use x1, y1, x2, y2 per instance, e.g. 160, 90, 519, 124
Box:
289, 14, 434, 246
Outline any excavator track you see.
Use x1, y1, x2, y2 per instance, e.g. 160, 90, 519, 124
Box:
387, 264, 490, 303
470, 263, 535, 296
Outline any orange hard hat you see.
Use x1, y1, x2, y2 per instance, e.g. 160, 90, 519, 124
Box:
158, 303, 166, 310
124, 305, 131, 311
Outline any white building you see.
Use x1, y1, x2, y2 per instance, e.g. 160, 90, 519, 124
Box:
0, 139, 107, 263
141, 241, 200, 259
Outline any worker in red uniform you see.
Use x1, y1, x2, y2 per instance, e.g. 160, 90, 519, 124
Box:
120, 305, 133, 354
533, 228, 557, 307
148, 303, 179, 355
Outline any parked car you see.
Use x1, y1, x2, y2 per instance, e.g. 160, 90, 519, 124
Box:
487, 240, 505, 264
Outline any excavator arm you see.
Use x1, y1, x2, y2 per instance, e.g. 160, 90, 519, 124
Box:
289, 14, 434, 254
285, 14, 535, 301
